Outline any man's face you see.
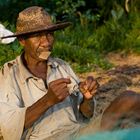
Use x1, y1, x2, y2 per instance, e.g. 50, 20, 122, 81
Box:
20, 32, 54, 61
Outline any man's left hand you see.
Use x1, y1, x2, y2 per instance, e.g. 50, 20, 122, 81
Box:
79, 76, 99, 99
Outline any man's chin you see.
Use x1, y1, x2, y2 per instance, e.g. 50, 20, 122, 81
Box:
38, 51, 51, 60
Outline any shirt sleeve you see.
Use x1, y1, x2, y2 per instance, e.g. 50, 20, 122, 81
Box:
0, 67, 26, 140
0, 102, 26, 140
62, 61, 97, 120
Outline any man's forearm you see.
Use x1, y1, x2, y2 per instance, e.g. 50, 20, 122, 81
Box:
79, 98, 94, 118
25, 94, 52, 129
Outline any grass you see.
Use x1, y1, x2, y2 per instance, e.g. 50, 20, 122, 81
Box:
0, 11, 140, 73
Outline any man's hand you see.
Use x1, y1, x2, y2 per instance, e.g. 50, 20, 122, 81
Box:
79, 76, 99, 99
25, 78, 71, 129
79, 76, 99, 118
46, 78, 71, 106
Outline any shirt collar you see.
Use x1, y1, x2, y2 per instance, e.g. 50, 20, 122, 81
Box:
47, 57, 59, 68
17, 54, 58, 83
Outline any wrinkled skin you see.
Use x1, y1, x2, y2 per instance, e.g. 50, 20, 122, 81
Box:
19, 32, 54, 61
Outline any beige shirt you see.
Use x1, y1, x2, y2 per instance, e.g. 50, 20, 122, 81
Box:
0, 55, 86, 140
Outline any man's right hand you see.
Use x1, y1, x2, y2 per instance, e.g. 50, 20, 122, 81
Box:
46, 78, 71, 106
25, 78, 71, 129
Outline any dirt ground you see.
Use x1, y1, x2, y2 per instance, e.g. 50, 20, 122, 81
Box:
78, 52, 140, 117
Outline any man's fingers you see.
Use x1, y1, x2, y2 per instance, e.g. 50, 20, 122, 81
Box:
79, 82, 87, 93
57, 88, 69, 100
86, 76, 99, 91
89, 80, 99, 91
49, 78, 71, 86
85, 76, 94, 89
87, 76, 94, 81
54, 82, 67, 91
79, 76, 99, 96
88, 80, 96, 91
61, 90, 69, 98
90, 89, 97, 96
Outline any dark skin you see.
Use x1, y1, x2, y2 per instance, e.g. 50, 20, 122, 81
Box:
101, 90, 140, 130
19, 32, 99, 129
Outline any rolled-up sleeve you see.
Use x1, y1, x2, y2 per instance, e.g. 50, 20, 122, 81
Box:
0, 102, 26, 140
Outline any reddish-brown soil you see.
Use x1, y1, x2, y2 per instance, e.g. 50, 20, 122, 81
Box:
78, 52, 140, 117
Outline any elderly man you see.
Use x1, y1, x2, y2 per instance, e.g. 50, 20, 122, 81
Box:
0, 6, 99, 140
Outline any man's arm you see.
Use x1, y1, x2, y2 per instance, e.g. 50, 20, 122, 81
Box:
25, 78, 71, 129
79, 76, 99, 118
25, 93, 52, 129
79, 98, 94, 118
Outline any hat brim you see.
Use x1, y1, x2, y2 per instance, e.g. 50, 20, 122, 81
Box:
2, 22, 72, 39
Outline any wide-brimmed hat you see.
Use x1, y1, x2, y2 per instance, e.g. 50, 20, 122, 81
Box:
2, 6, 71, 39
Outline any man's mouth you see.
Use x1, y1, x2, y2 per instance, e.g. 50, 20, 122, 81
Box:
38, 51, 51, 60
37, 46, 52, 52
36, 46, 52, 60
37, 48, 51, 52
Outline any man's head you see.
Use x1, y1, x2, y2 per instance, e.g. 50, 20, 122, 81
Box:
9, 6, 71, 60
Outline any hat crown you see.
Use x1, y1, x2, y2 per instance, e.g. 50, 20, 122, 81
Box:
16, 6, 52, 34
1, 6, 71, 39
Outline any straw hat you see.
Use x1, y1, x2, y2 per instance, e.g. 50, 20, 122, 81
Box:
2, 6, 71, 39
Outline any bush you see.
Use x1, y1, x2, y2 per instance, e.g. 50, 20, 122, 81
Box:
52, 25, 112, 73
0, 23, 112, 73
0, 2, 139, 73
123, 13, 140, 53
0, 40, 22, 67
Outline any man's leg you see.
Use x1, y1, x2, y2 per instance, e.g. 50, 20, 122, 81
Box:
101, 90, 140, 130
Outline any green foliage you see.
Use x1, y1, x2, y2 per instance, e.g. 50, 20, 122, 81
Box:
52, 26, 112, 73
0, 0, 85, 24
0, 0, 140, 73
91, 5, 129, 53
0, 24, 112, 73
123, 13, 140, 53
54, 0, 85, 20
77, 10, 101, 28
0, 40, 22, 67
90, 4, 140, 55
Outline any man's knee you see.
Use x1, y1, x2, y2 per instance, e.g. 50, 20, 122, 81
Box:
117, 90, 140, 107
106, 90, 140, 111
101, 90, 140, 130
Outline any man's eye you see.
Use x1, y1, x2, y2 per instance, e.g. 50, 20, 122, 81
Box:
32, 33, 40, 37
25, 33, 40, 38
45, 32, 54, 36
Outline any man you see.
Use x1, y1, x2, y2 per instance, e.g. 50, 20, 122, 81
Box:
0, 6, 99, 140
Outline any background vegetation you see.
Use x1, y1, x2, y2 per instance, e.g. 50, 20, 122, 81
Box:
0, 0, 140, 73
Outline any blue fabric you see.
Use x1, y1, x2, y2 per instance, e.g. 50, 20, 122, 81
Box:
76, 127, 140, 140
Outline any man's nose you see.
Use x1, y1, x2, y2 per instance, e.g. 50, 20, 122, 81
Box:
40, 34, 54, 47
40, 35, 50, 46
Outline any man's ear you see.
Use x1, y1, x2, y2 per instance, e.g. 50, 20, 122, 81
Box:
18, 37, 26, 46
